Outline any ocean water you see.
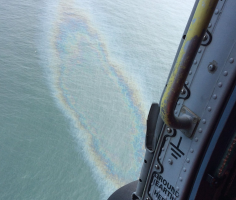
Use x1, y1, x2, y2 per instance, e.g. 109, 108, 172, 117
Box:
0, 0, 194, 199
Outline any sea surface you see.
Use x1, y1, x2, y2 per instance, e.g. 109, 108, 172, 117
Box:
0, 0, 194, 199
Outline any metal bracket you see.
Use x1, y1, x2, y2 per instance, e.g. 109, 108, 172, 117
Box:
179, 106, 199, 137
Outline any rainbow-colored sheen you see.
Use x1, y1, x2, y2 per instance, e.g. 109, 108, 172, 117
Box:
46, 1, 146, 196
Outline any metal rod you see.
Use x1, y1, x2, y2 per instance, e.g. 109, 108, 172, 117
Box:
160, 0, 219, 129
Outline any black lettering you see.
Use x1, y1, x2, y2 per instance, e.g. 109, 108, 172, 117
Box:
170, 194, 175, 200
155, 180, 159, 187
154, 190, 158, 196
171, 186, 176, 194
163, 187, 167, 194
151, 179, 156, 185
166, 182, 172, 190
159, 184, 163, 191
175, 191, 179, 197
157, 193, 164, 200
158, 175, 163, 182
163, 179, 167, 185
167, 190, 172, 197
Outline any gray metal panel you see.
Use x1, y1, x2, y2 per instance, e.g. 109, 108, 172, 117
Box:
185, 0, 236, 115
141, 0, 236, 199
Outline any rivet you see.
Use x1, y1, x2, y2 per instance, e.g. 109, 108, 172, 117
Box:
208, 107, 212, 112
159, 156, 162, 160
218, 82, 222, 87
183, 168, 187, 172
157, 189, 160, 193
213, 94, 217, 99
167, 128, 172, 133
146, 198, 150, 200
199, 128, 202, 133
168, 159, 173, 165
195, 137, 198, 142
230, 58, 234, 63
155, 165, 160, 169
179, 177, 183, 181
215, 9, 219, 15
164, 196, 167, 200
190, 148, 194, 153
202, 119, 206, 124
186, 158, 190, 163
194, 60, 197, 65
176, 187, 179, 191
181, 89, 186, 94
175, 110, 178, 114
198, 49, 202, 53
162, 148, 165, 151
203, 34, 208, 41
208, 23, 212, 28
208, 64, 215, 71
185, 81, 189, 85
223, 71, 228, 76
177, 101, 181, 105
189, 71, 192, 75
173, 196, 176, 200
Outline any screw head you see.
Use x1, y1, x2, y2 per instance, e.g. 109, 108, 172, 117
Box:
181, 89, 186, 94
203, 34, 208, 41
202, 119, 206, 124
208, 64, 215, 71
167, 128, 172, 133
213, 94, 217, 99
155, 165, 160, 169
208, 23, 212, 28
215, 9, 219, 15
230, 58, 234, 63
186, 158, 190, 163
168, 159, 173, 165
218, 82, 223, 87
223, 71, 228, 76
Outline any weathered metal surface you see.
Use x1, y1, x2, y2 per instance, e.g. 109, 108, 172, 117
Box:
160, 0, 219, 130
